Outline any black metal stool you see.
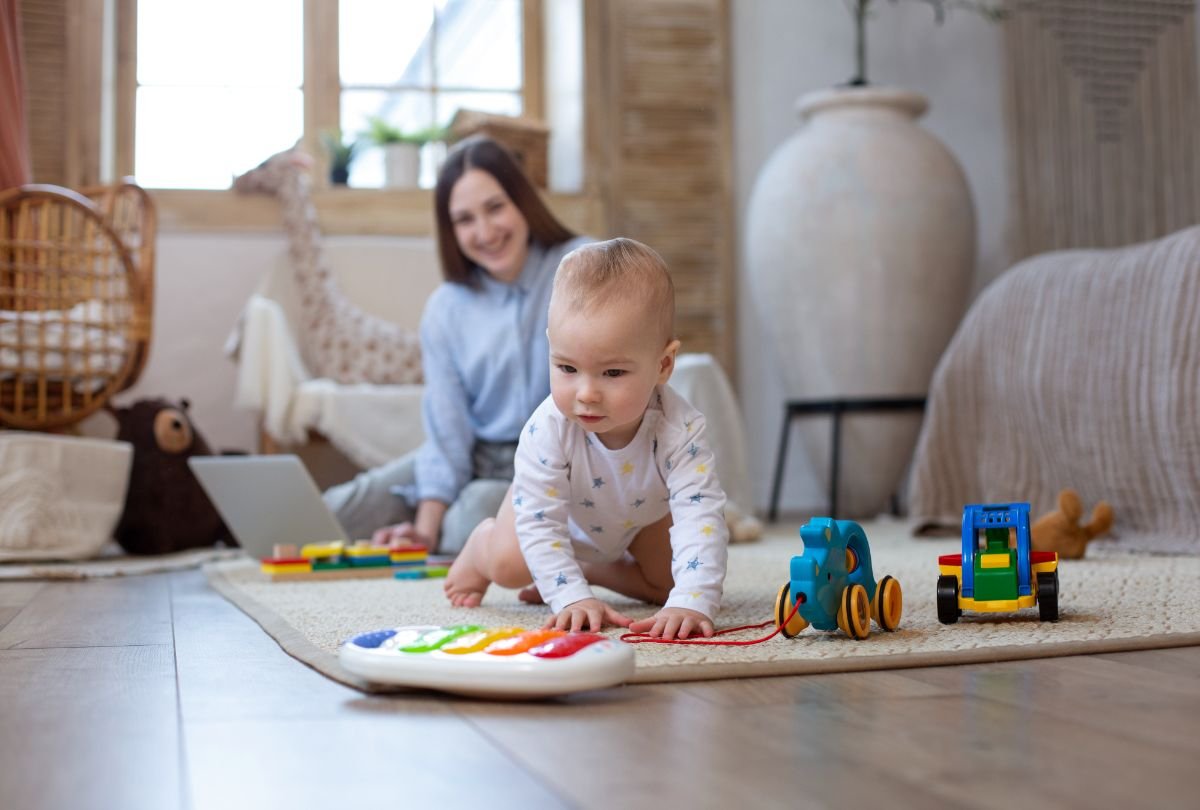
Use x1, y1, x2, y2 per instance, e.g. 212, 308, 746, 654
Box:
767, 396, 927, 521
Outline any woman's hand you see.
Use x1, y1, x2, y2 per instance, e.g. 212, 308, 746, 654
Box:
543, 598, 633, 633
371, 499, 447, 550
371, 522, 433, 549
628, 607, 714, 640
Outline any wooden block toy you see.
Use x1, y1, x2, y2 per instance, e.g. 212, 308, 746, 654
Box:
260, 557, 312, 577
300, 541, 345, 561
346, 542, 392, 566
393, 566, 449, 580
260, 541, 430, 581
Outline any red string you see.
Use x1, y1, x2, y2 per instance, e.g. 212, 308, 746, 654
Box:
619, 597, 801, 646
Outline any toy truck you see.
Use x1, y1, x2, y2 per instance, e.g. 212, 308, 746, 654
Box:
773, 517, 903, 640
936, 502, 1060, 623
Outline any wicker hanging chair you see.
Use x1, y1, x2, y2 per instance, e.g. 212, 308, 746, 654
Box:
0, 179, 155, 430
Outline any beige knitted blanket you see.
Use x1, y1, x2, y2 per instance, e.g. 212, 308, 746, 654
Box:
909, 226, 1200, 553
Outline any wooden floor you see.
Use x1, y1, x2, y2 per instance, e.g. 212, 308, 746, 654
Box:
1, 569, 1198, 810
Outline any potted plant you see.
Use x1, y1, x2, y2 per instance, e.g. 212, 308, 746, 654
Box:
365, 117, 447, 188
319, 129, 359, 186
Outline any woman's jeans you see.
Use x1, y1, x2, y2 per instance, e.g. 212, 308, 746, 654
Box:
322, 441, 517, 554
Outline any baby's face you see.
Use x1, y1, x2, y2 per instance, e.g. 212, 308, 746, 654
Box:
548, 300, 675, 450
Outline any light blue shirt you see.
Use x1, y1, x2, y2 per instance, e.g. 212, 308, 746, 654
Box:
415, 235, 592, 503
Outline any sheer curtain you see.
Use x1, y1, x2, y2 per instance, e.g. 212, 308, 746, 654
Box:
0, 0, 31, 190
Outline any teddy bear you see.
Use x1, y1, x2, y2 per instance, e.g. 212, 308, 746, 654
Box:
110, 398, 236, 555
1031, 488, 1114, 559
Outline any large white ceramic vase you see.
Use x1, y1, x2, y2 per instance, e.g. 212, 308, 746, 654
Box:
745, 86, 975, 516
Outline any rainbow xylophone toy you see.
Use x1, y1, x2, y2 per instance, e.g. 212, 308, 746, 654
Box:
339, 624, 636, 698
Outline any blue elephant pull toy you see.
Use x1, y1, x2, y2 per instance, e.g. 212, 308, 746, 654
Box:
773, 518, 903, 640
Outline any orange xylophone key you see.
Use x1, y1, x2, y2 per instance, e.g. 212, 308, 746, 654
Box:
483, 629, 566, 656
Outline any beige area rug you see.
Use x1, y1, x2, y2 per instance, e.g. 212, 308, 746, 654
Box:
203, 519, 1200, 693
0, 545, 243, 580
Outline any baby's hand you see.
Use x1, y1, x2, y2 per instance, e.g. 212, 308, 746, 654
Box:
544, 598, 633, 633
628, 607, 714, 640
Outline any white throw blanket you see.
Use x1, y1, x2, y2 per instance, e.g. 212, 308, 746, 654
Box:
229, 294, 424, 466
289, 379, 424, 470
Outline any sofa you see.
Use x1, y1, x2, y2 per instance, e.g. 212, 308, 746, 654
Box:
909, 225, 1200, 553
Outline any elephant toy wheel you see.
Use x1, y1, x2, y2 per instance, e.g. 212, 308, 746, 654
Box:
837, 583, 871, 640
774, 582, 809, 638
872, 575, 903, 631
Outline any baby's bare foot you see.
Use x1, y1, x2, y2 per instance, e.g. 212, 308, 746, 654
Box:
517, 585, 544, 605
443, 552, 490, 607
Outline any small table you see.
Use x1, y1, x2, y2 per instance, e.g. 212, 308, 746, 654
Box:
768, 396, 927, 521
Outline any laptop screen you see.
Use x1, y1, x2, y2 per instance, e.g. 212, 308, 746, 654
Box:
188, 455, 349, 559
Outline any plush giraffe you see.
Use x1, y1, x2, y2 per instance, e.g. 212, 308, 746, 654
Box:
232, 147, 423, 386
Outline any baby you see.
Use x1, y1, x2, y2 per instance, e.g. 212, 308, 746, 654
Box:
443, 237, 729, 639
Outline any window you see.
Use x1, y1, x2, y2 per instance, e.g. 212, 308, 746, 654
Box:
340, 0, 524, 188
129, 0, 532, 191
134, 0, 304, 189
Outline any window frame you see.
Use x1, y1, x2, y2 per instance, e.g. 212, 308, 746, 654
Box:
112, 0, 589, 235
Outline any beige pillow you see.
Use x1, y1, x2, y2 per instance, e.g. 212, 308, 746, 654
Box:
0, 433, 132, 561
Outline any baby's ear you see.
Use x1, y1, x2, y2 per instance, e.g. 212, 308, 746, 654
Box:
657, 339, 682, 382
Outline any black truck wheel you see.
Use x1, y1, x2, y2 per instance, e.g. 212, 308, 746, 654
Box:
1037, 571, 1060, 622
936, 575, 961, 624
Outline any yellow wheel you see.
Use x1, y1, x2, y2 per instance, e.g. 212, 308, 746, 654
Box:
774, 582, 809, 638
836, 583, 871, 640
871, 575, 903, 632
845, 547, 859, 573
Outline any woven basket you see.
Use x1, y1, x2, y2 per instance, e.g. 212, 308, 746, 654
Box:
0, 180, 155, 430
448, 109, 550, 188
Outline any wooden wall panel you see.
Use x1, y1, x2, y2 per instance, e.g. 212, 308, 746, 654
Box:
20, 0, 104, 187
1004, 0, 1200, 257
587, 0, 736, 375
20, 0, 68, 184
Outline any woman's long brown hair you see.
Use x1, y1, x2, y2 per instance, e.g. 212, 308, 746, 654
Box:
434, 135, 576, 287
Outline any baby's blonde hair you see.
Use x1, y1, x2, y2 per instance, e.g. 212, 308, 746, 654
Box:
551, 237, 676, 346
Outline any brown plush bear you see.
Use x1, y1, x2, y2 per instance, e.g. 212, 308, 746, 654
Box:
111, 398, 236, 555
1031, 488, 1114, 559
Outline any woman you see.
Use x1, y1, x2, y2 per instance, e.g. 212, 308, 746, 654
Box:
324, 136, 591, 553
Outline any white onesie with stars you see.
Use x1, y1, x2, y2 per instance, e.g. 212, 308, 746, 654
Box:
512, 385, 729, 619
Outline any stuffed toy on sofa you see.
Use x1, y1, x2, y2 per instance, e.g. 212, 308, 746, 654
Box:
111, 398, 235, 555
1031, 488, 1114, 560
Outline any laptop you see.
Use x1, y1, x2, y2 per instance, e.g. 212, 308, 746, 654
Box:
188, 455, 350, 560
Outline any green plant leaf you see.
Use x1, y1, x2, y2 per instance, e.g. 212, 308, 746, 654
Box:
365, 117, 447, 145
319, 129, 359, 170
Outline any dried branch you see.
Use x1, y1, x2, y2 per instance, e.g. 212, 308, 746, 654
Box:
846, 0, 1008, 86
